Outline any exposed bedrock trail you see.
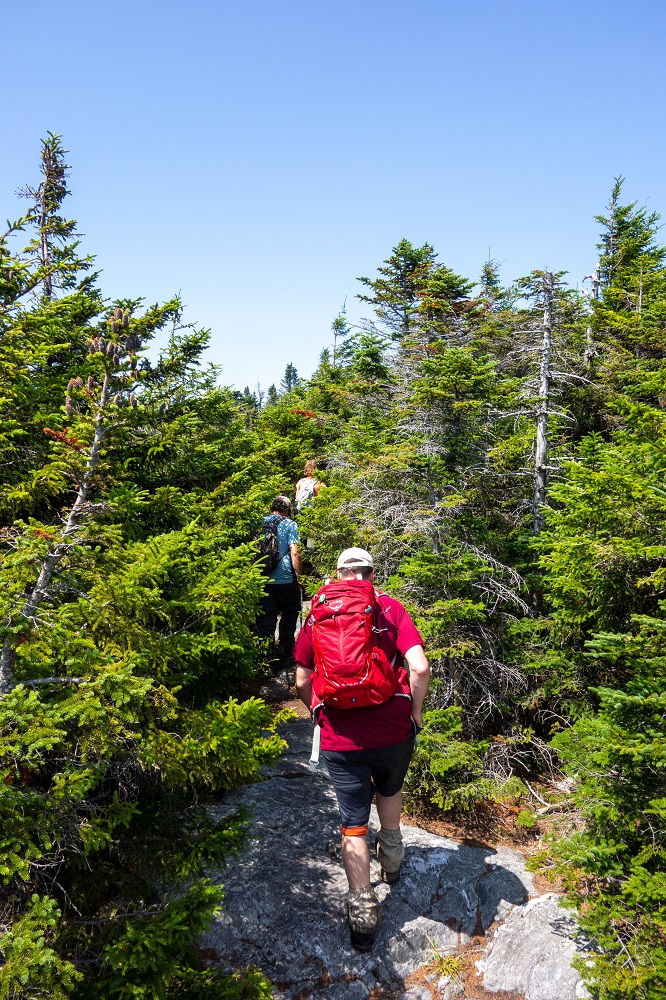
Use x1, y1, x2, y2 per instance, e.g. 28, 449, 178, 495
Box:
202, 697, 589, 1000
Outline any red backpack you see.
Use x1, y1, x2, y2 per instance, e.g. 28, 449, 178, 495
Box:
309, 579, 398, 710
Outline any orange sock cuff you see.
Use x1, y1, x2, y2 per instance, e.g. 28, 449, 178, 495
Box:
341, 824, 369, 837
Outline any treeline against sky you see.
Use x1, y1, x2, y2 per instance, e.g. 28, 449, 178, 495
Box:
0, 135, 664, 999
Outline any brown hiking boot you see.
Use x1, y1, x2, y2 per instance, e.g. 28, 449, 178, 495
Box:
347, 885, 380, 952
376, 827, 404, 885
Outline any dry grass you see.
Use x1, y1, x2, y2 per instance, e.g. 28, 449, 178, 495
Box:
404, 939, 524, 1000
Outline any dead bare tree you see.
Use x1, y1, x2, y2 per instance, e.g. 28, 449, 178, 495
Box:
488, 270, 592, 534
533, 271, 554, 532
581, 260, 601, 364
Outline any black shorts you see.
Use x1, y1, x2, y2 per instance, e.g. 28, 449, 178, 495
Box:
320, 733, 416, 832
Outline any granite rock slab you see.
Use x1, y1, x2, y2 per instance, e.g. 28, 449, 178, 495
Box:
202, 717, 587, 1000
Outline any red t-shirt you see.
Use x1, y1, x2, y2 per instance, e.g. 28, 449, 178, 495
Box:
294, 591, 424, 751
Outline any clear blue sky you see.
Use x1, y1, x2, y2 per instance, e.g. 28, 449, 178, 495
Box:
4, 0, 665, 390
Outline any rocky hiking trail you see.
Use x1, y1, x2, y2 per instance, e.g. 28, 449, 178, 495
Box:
202, 677, 590, 1000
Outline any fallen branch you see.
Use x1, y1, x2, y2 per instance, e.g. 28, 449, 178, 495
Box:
525, 780, 549, 807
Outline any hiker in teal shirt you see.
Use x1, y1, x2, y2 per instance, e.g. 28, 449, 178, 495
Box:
256, 496, 303, 671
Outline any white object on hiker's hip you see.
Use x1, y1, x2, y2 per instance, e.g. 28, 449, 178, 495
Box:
309, 722, 321, 771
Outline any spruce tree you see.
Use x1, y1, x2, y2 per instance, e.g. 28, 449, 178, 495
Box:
17, 133, 89, 300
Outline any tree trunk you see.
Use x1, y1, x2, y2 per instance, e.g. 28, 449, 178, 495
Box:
425, 468, 440, 554
0, 373, 111, 695
533, 272, 553, 533
39, 186, 52, 300
584, 261, 600, 364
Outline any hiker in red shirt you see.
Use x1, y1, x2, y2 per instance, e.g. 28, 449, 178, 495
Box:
294, 547, 430, 952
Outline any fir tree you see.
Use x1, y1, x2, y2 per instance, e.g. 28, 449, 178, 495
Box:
266, 383, 278, 406
280, 362, 299, 393
358, 238, 474, 343
331, 307, 351, 367
596, 176, 666, 293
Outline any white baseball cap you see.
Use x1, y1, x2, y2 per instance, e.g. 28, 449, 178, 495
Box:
337, 547, 374, 569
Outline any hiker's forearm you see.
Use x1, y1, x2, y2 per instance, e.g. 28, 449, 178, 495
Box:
404, 644, 430, 724
290, 544, 303, 578
410, 679, 429, 725
295, 665, 313, 709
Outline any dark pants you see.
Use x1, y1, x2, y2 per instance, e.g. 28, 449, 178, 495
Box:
256, 582, 302, 655
321, 734, 416, 829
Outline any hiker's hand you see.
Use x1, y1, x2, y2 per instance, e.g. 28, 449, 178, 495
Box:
412, 710, 423, 729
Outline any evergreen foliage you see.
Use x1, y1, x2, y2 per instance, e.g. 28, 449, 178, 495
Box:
3, 140, 666, 997
551, 615, 666, 998
0, 138, 285, 998
280, 363, 299, 394
285, 225, 666, 996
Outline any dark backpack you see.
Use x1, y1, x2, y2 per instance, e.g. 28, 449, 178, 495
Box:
255, 515, 284, 574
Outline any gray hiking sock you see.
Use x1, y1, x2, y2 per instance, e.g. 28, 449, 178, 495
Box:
376, 827, 404, 872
